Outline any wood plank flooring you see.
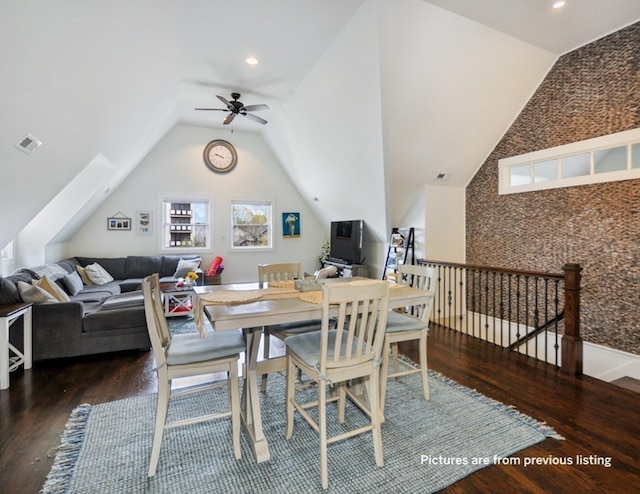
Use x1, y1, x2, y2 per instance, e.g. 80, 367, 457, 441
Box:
1, 324, 638, 493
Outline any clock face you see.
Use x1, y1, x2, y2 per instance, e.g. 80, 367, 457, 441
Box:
203, 140, 237, 173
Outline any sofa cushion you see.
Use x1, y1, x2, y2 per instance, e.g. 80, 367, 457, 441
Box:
125, 256, 162, 278
56, 258, 81, 275
84, 263, 115, 285
0, 278, 22, 304
76, 257, 127, 280
83, 305, 147, 332
17, 281, 58, 303
62, 271, 84, 296
100, 291, 144, 310
33, 276, 70, 302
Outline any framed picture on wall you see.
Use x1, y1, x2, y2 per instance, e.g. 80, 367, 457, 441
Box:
283, 212, 300, 238
136, 210, 152, 235
107, 212, 131, 231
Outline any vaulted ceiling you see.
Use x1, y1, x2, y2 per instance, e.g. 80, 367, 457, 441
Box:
2, 0, 639, 251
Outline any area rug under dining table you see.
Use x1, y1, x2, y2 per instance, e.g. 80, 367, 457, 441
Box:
41, 356, 562, 493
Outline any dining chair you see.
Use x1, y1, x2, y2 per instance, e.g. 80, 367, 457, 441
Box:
379, 263, 435, 415
258, 262, 321, 391
141, 274, 245, 477
284, 280, 390, 490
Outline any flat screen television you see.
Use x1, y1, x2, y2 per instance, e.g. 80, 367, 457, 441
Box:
329, 220, 364, 264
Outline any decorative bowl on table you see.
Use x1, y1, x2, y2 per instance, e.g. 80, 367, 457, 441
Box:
295, 279, 323, 292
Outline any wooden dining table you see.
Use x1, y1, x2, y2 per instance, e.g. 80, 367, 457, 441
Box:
193, 278, 430, 464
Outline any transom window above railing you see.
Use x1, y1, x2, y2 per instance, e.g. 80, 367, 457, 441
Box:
499, 128, 640, 195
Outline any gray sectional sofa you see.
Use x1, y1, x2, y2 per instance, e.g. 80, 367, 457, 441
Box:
0, 255, 202, 361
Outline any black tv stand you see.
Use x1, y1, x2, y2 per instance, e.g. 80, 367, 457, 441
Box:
322, 258, 368, 278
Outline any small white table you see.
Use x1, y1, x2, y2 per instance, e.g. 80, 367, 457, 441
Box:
162, 287, 195, 317
0, 303, 33, 390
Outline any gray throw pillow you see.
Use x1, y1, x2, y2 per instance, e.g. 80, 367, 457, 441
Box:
63, 271, 84, 296
173, 258, 201, 278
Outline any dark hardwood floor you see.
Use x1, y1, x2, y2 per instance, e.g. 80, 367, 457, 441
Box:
1, 324, 638, 493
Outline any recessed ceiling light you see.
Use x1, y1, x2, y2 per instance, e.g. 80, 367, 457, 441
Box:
552, 1, 565, 8
246, 57, 259, 65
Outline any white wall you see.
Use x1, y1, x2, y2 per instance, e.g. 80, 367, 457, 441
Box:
67, 124, 326, 282
424, 184, 465, 263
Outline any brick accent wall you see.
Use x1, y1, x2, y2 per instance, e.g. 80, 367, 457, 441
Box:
466, 22, 640, 354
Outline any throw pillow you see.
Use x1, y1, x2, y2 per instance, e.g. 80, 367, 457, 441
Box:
76, 265, 93, 285
17, 281, 58, 303
62, 271, 84, 296
84, 263, 115, 285
33, 276, 70, 302
173, 258, 201, 278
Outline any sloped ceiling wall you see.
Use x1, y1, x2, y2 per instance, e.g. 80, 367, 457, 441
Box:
2, 0, 572, 268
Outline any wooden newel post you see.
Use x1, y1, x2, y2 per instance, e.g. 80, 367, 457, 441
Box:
561, 263, 583, 376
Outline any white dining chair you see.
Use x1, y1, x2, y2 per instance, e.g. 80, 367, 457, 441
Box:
379, 263, 435, 415
258, 262, 321, 391
142, 274, 245, 477
284, 280, 390, 490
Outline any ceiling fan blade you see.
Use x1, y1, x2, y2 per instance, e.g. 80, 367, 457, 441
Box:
223, 113, 236, 125
242, 112, 268, 125
217, 94, 235, 111
194, 108, 228, 111
242, 104, 269, 112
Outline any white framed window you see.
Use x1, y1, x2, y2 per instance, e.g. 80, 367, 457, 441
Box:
230, 200, 273, 250
499, 128, 640, 195
161, 199, 210, 250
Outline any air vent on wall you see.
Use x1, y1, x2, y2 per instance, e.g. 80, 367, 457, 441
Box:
16, 133, 42, 154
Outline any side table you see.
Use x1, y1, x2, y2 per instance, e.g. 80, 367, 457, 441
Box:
0, 303, 33, 390
162, 288, 195, 317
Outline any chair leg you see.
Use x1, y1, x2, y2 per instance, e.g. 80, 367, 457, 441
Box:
285, 356, 296, 439
148, 379, 170, 477
337, 383, 346, 423
319, 380, 329, 490
419, 331, 430, 400
379, 338, 392, 417
391, 342, 400, 379
228, 363, 242, 460
368, 370, 384, 468
261, 328, 270, 392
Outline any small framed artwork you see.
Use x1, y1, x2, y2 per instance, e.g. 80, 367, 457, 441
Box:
107, 212, 131, 231
136, 210, 152, 235
283, 212, 300, 238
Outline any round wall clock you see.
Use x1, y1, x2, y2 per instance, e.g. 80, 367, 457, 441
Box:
203, 139, 237, 173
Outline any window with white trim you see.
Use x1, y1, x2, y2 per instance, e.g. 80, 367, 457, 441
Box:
499, 128, 640, 195
231, 200, 273, 249
162, 199, 210, 249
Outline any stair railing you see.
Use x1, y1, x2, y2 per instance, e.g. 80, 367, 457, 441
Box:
417, 260, 582, 376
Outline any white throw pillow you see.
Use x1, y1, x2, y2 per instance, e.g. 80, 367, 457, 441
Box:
173, 258, 201, 278
84, 263, 115, 285
18, 281, 58, 303
33, 276, 70, 302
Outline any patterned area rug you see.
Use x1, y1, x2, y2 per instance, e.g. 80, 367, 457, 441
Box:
41, 359, 562, 493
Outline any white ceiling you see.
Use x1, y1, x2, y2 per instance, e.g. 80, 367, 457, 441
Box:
427, 0, 640, 54
1, 0, 638, 251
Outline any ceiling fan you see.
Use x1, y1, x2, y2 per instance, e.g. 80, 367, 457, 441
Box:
195, 92, 269, 125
